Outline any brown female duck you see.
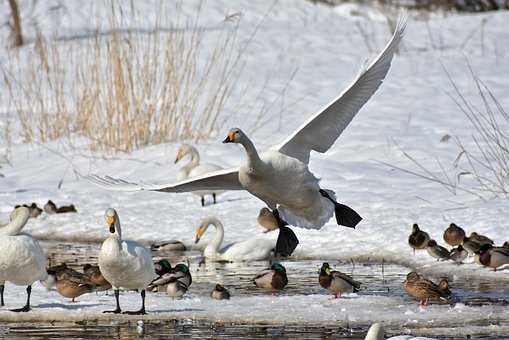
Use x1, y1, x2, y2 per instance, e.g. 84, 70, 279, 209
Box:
403, 272, 450, 306
443, 223, 465, 247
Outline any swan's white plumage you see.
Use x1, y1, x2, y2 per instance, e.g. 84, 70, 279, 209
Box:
195, 217, 274, 261
86, 16, 406, 228
0, 207, 47, 286
98, 209, 155, 290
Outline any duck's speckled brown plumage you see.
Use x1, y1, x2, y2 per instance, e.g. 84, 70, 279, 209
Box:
469, 232, 494, 246
403, 272, 450, 306
47, 264, 95, 302
83, 264, 112, 291
443, 223, 466, 247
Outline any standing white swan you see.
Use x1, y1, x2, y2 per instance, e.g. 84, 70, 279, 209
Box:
174, 144, 224, 206
87, 16, 407, 256
0, 207, 47, 312
98, 208, 155, 314
194, 217, 275, 261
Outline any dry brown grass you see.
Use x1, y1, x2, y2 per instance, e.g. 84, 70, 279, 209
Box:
3, 6, 243, 153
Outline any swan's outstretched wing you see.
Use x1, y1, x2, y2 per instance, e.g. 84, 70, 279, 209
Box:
85, 168, 242, 192
276, 15, 407, 164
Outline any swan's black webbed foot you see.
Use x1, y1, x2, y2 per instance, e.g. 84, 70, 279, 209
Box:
319, 189, 362, 228
272, 209, 299, 257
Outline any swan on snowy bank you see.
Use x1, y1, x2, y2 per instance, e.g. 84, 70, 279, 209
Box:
87, 15, 407, 257
0, 207, 47, 312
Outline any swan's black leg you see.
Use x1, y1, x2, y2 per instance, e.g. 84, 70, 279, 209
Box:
272, 209, 299, 257
0, 284, 4, 306
213, 193, 217, 204
11, 285, 31, 312
103, 289, 121, 314
201, 197, 205, 207
272, 209, 288, 228
319, 189, 362, 228
123, 290, 146, 315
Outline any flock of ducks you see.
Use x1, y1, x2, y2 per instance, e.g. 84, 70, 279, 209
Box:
409, 223, 509, 270
0, 205, 363, 314
0, 203, 507, 314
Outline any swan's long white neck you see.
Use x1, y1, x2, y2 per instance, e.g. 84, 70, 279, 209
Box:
107, 216, 123, 253
239, 136, 262, 169
0, 208, 30, 236
179, 146, 200, 178
203, 218, 225, 255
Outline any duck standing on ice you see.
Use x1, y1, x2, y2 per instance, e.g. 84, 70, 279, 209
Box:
88, 16, 407, 256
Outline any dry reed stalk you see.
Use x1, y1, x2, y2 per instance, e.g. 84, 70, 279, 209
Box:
3, 5, 245, 153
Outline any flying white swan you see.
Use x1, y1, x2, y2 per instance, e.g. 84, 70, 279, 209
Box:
175, 144, 224, 206
0, 207, 47, 312
87, 16, 407, 256
98, 208, 155, 314
194, 217, 275, 261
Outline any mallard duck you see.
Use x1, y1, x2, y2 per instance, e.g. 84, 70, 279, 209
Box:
87, 17, 408, 259
443, 223, 465, 247
462, 236, 484, 255
253, 263, 288, 290
149, 263, 192, 293
150, 240, 186, 252
426, 240, 450, 261
44, 200, 77, 214
403, 272, 450, 306
98, 208, 155, 314
15, 203, 42, 218
211, 284, 231, 300
408, 224, 430, 253
42, 263, 95, 302
166, 277, 188, 298
478, 244, 509, 271
174, 144, 225, 207
318, 262, 360, 298
0, 207, 47, 311
83, 264, 111, 291
153, 259, 173, 276
450, 245, 468, 264
257, 208, 279, 233
194, 217, 275, 261
468, 232, 494, 246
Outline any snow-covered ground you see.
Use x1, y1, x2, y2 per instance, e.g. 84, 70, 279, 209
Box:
1, 0, 509, 336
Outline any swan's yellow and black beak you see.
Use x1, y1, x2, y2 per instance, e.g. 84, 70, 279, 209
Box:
174, 149, 183, 164
106, 215, 116, 233
194, 227, 205, 244
222, 131, 236, 143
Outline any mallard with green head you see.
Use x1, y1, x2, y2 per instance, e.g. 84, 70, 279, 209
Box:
443, 223, 465, 247
403, 272, 451, 306
319, 262, 360, 298
211, 284, 231, 300
408, 224, 430, 253
253, 263, 288, 290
